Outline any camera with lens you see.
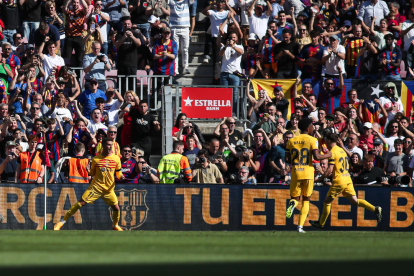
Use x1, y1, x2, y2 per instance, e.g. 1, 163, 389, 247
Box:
199, 157, 206, 164
379, 175, 411, 186
243, 155, 249, 162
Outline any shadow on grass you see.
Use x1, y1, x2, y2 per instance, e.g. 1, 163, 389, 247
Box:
1, 260, 412, 276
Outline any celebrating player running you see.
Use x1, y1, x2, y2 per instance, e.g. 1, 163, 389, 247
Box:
285, 118, 332, 233
54, 138, 125, 231
310, 133, 382, 230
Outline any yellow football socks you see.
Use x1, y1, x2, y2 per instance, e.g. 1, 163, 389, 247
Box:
320, 203, 331, 226
298, 200, 310, 226
112, 210, 120, 226
63, 202, 83, 221
357, 199, 375, 212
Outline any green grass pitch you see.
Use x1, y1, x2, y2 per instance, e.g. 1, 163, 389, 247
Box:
0, 230, 413, 276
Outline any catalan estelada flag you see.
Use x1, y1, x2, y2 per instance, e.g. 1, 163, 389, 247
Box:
361, 100, 380, 123
401, 81, 414, 118
250, 79, 301, 120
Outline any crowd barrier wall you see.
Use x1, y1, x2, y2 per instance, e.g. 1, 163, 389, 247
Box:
0, 184, 413, 231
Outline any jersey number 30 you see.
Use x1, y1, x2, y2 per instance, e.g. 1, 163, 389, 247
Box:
338, 157, 349, 173
291, 148, 309, 165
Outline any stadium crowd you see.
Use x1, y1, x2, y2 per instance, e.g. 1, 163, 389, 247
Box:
0, 0, 413, 187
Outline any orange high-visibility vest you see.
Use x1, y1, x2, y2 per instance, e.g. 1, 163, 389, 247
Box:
19, 151, 42, 183
68, 157, 89, 183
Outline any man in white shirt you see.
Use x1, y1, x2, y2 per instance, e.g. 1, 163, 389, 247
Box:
236, 0, 254, 46
247, 0, 272, 39
322, 34, 346, 78
46, 93, 73, 134
202, 0, 234, 84
104, 88, 124, 126
169, 0, 194, 75
37, 37, 65, 80
340, 133, 364, 159
358, 0, 389, 33
401, 9, 414, 69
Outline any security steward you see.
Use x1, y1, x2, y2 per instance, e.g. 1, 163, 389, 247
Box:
16, 135, 45, 183
158, 141, 192, 183
63, 143, 90, 183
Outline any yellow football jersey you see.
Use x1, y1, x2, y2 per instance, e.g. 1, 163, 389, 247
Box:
89, 154, 122, 192
328, 145, 352, 185
286, 134, 318, 180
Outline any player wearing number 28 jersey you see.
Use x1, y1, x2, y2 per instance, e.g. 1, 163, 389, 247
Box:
285, 118, 332, 233
310, 133, 382, 230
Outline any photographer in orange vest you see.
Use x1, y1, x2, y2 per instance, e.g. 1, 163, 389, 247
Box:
15, 134, 45, 183
63, 143, 90, 183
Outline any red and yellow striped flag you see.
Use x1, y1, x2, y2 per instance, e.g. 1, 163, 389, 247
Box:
401, 81, 414, 118
250, 79, 301, 120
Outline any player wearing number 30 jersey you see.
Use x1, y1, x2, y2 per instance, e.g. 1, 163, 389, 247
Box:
285, 118, 332, 233
310, 133, 382, 230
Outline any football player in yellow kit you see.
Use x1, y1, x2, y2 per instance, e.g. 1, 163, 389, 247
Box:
54, 138, 125, 231
285, 118, 332, 233
310, 132, 382, 229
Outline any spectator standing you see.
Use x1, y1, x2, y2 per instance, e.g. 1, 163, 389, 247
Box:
251, 129, 271, 183
158, 141, 192, 183
152, 27, 177, 90
371, 136, 388, 168
82, 17, 104, 55
20, 0, 42, 42
236, 0, 255, 47
379, 82, 404, 123
336, 0, 357, 26
0, 52, 13, 102
316, 73, 344, 113
219, 32, 244, 116
273, 29, 300, 78
2, 42, 20, 77
15, 134, 44, 183
77, 78, 107, 119
83, 41, 111, 92
378, 34, 402, 81
0, 141, 19, 182
192, 149, 224, 183
129, 99, 161, 161
342, 26, 364, 78
104, 88, 123, 126
103, 0, 126, 34
90, 1, 110, 54
63, 0, 88, 67
269, 130, 292, 183
183, 135, 200, 169
43, 1, 65, 49
168, 0, 193, 75
129, 0, 150, 39
298, 30, 324, 80
252, 102, 277, 135
206, 138, 228, 175
355, 36, 379, 80
34, 21, 61, 53
213, 116, 243, 141
0, 0, 20, 44
338, 133, 363, 159
247, 0, 272, 40
384, 119, 405, 152
237, 166, 253, 184
202, 1, 231, 81
38, 37, 65, 81
401, 8, 414, 67
146, 0, 170, 22
322, 35, 346, 78
358, 0, 389, 32
370, 18, 391, 51
47, 93, 73, 134
114, 18, 142, 90
95, 125, 121, 156
384, 138, 406, 175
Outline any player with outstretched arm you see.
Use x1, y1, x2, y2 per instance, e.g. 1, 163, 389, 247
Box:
54, 138, 125, 231
285, 118, 332, 233
310, 132, 382, 230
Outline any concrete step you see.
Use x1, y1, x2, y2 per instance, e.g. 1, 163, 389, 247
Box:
189, 42, 205, 53
174, 75, 214, 85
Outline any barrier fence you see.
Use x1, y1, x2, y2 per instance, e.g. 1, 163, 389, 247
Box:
0, 184, 413, 231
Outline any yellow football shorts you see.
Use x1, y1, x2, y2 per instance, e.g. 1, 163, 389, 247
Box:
82, 186, 118, 206
326, 183, 356, 199
290, 179, 314, 197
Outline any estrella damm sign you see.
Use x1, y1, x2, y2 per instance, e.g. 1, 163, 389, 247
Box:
0, 184, 413, 231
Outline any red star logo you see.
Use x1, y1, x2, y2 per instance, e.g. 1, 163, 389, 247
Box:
270, 81, 283, 90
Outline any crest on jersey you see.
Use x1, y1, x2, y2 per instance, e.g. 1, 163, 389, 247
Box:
110, 189, 149, 230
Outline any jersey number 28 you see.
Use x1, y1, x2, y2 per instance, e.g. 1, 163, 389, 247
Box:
291, 148, 309, 166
